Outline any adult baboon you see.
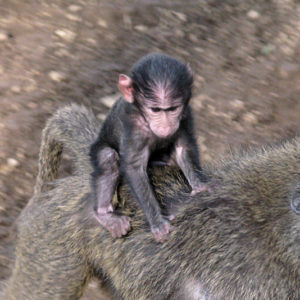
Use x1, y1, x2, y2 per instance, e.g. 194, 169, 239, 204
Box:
3, 104, 300, 299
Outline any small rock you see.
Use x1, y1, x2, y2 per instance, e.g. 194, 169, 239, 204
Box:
173, 11, 187, 22
174, 29, 184, 38
16, 152, 25, 160
260, 44, 275, 56
66, 14, 82, 22
7, 158, 19, 167
194, 47, 204, 53
0, 65, 3, 75
11, 85, 21, 93
55, 29, 76, 42
97, 19, 108, 28
54, 48, 70, 57
87, 38, 97, 45
243, 112, 258, 124
100, 94, 120, 108
27, 102, 38, 109
230, 99, 245, 110
135, 25, 148, 32
247, 10, 260, 20
68, 5, 82, 12
0, 31, 8, 42
48, 71, 66, 82
188, 33, 198, 42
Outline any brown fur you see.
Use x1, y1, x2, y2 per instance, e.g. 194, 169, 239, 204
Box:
3, 104, 300, 299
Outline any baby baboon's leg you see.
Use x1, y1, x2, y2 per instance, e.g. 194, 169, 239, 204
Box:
93, 147, 130, 238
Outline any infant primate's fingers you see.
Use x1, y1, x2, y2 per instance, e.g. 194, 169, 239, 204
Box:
110, 225, 120, 238
121, 216, 131, 235
152, 220, 172, 243
167, 214, 175, 221
153, 231, 168, 243
191, 183, 212, 196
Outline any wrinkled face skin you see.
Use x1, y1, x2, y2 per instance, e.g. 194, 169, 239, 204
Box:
138, 87, 185, 138
144, 105, 183, 138
118, 74, 188, 139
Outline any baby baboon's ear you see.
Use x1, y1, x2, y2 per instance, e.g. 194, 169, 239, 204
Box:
118, 74, 134, 103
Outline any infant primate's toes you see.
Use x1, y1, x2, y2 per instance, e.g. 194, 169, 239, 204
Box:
167, 214, 175, 221
95, 212, 131, 238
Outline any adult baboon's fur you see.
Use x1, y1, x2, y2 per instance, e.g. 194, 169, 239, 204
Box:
3, 104, 300, 299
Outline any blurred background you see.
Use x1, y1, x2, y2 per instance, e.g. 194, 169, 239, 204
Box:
0, 1, 300, 298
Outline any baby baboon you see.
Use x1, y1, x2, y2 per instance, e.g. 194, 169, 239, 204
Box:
3, 105, 300, 300
90, 53, 208, 242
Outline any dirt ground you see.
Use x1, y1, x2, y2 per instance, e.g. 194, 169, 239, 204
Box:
0, 0, 300, 299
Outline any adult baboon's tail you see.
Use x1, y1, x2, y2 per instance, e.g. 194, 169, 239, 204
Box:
34, 104, 101, 195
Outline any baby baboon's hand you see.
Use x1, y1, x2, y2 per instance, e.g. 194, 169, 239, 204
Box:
151, 217, 173, 243
191, 182, 212, 195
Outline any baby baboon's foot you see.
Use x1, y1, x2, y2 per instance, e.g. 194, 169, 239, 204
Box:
95, 212, 131, 238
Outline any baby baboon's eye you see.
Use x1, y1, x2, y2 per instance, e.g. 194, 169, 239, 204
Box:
167, 106, 178, 112
151, 107, 161, 113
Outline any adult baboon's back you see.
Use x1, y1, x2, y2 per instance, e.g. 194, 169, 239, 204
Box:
3, 104, 300, 299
